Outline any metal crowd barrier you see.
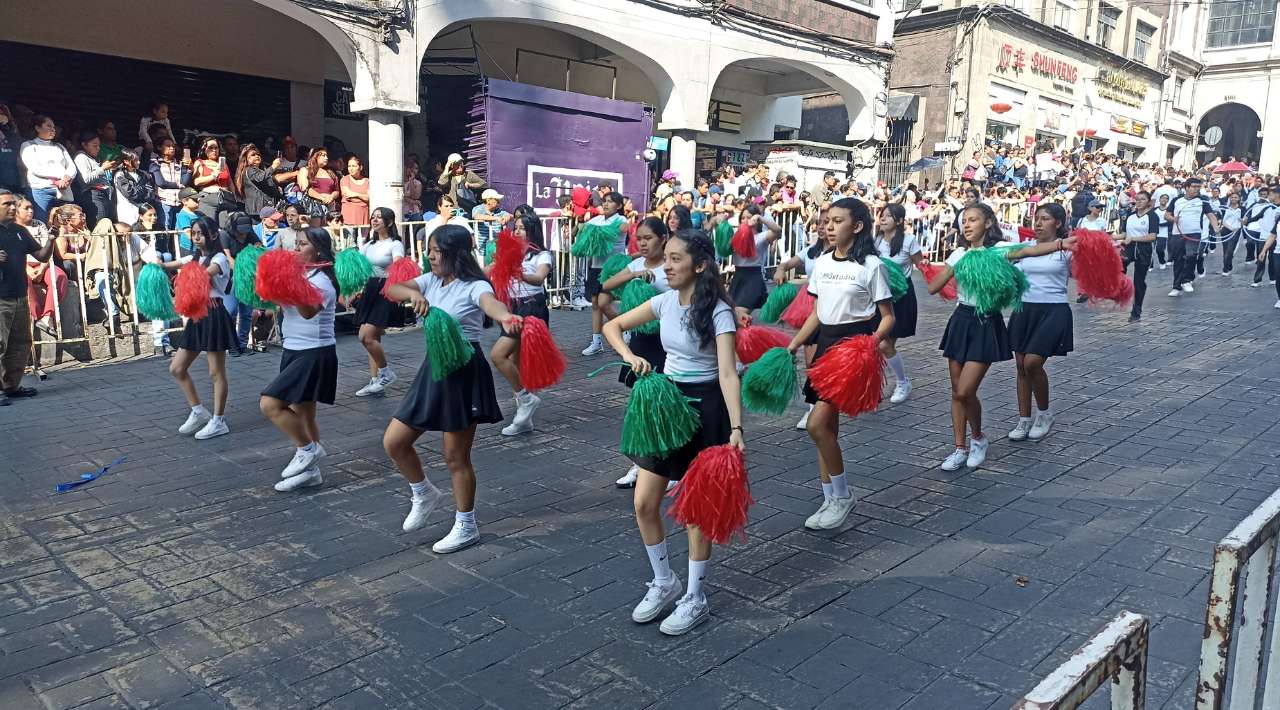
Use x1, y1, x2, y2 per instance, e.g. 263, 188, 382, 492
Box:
1013, 611, 1150, 710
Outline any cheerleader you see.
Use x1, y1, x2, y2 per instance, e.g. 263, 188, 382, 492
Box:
600, 217, 671, 488
489, 213, 554, 436
383, 225, 520, 553
603, 229, 744, 636
874, 203, 925, 404
353, 207, 405, 397
729, 203, 781, 322
260, 228, 339, 491
786, 198, 894, 531
772, 207, 831, 429
581, 192, 628, 356
1115, 192, 1158, 322
926, 203, 1072, 471
161, 216, 234, 440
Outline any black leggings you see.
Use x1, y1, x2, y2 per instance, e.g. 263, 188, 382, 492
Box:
1125, 243, 1151, 317
1254, 247, 1276, 285
1155, 236, 1168, 266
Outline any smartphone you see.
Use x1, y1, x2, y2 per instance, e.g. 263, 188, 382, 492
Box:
276, 150, 282, 160
182, 147, 191, 162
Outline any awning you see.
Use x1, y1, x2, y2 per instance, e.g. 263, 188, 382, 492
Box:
887, 94, 919, 121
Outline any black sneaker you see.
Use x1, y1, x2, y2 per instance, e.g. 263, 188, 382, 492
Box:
0, 395, 9, 407
1128, 313, 1140, 322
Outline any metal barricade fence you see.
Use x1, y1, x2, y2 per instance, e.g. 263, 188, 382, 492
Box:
1013, 611, 1150, 710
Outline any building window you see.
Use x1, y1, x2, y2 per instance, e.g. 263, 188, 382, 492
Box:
1133, 22, 1155, 61
1206, 0, 1276, 48
1054, 1, 1074, 30
1173, 78, 1185, 110
1096, 5, 1121, 48
707, 100, 742, 134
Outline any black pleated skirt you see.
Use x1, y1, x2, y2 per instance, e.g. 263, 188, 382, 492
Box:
940, 305, 1012, 364
261, 345, 338, 405
730, 266, 767, 310
804, 320, 877, 404
1008, 302, 1073, 358
393, 343, 504, 432
619, 331, 667, 387
180, 301, 237, 353
355, 277, 407, 329
501, 293, 550, 339
889, 279, 918, 339
628, 379, 730, 481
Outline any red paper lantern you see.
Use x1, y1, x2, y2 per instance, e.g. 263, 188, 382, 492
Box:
990, 102, 1012, 114
1085, 128, 1097, 137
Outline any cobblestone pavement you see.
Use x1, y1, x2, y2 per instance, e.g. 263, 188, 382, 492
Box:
2, 266, 1279, 710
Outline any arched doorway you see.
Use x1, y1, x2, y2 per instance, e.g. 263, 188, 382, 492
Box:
1199, 103, 1261, 164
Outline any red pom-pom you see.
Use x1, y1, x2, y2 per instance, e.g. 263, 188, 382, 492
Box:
731, 221, 757, 259
625, 221, 640, 256
518, 316, 566, 391
174, 261, 210, 321
1017, 226, 1036, 242
918, 262, 958, 301
255, 249, 322, 307
780, 286, 815, 329
735, 324, 791, 364
381, 256, 423, 298
1070, 229, 1133, 307
808, 334, 885, 417
489, 229, 530, 307
667, 445, 753, 545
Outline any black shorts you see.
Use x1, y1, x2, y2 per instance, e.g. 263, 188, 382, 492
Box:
586, 267, 606, 299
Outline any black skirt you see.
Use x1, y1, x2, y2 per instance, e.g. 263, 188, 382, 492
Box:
393, 343, 504, 432
1008, 302, 1073, 358
619, 331, 667, 387
501, 293, 550, 339
585, 267, 605, 298
730, 266, 767, 310
355, 277, 407, 329
940, 305, 1012, 364
889, 280, 918, 339
179, 301, 237, 353
628, 379, 730, 481
804, 320, 877, 404
261, 345, 338, 405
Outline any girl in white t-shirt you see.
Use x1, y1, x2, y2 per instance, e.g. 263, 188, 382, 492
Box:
771, 207, 833, 430
603, 230, 744, 637
729, 202, 782, 322
785, 197, 895, 533
353, 207, 406, 397
260, 227, 340, 492
489, 213, 555, 437
874, 203, 925, 405
384, 225, 522, 555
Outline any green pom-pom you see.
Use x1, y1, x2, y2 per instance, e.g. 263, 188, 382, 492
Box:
760, 282, 798, 323
954, 247, 1029, 313
335, 247, 373, 298
423, 306, 475, 380
232, 245, 272, 309
741, 347, 797, 415
619, 372, 700, 457
879, 257, 909, 302
714, 221, 734, 258
598, 253, 633, 298
571, 222, 620, 258
135, 263, 177, 321
620, 278, 660, 335
484, 238, 497, 266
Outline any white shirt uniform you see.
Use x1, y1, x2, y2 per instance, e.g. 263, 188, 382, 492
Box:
1167, 195, 1215, 235
360, 238, 405, 278
1242, 202, 1278, 237
412, 273, 494, 341
281, 270, 338, 350
874, 233, 923, 277
647, 289, 736, 383
1016, 251, 1072, 304
512, 250, 554, 299
586, 215, 628, 268
730, 228, 771, 269
807, 252, 892, 324
1078, 215, 1108, 231
204, 252, 233, 307
945, 244, 1013, 309
1124, 211, 1160, 241
627, 257, 670, 293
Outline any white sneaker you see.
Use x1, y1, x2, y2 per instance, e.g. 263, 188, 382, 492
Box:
941, 449, 968, 471
1182, 283, 1194, 293
1251, 281, 1262, 288
1270, 280, 1276, 285
502, 392, 541, 436
356, 377, 384, 397
632, 577, 682, 623
194, 418, 229, 440
805, 499, 832, 530
1167, 289, 1181, 297
178, 409, 211, 435
1028, 413, 1055, 441
402, 489, 443, 532
569, 296, 592, 310
282, 443, 326, 478
432, 520, 480, 554
816, 496, 856, 530
1007, 419, 1032, 442
623, 331, 632, 345
660, 594, 709, 635
581, 340, 605, 356
1273, 300, 1280, 309
795, 403, 814, 430
966, 436, 989, 468
1159, 262, 1167, 270
274, 466, 322, 492
889, 380, 912, 404
616, 464, 639, 488
281, 446, 322, 479
666, 479, 677, 492
1221, 270, 1232, 276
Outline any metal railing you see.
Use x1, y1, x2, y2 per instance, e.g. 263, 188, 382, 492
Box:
1013, 611, 1150, 710
1196, 487, 1280, 710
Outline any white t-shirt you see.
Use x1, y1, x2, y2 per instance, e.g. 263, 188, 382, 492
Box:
1078, 215, 1108, 231
627, 257, 670, 293
281, 270, 337, 350
586, 215, 628, 268
807, 252, 892, 324
199, 253, 233, 307
945, 243, 1013, 308
647, 289, 736, 384
512, 250, 554, 299
874, 233, 923, 277
274, 226, 304, 252
802, 245, 821, 278
360, 238, 405, 277
412, 273, 494, 341
1243, 202, 1278, 236
1016, 251, 1072, 304
1167, 195, 1215, 235
1124, 211, 1160, 241
731, 228, 770, 268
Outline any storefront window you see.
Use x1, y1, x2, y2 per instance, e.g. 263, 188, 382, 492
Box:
1117, 143, 1144, 162
986, 121, 1019, 145
1207, 1, 1276, 48
1035, 132, 1063, 153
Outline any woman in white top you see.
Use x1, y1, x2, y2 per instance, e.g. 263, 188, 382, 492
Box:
772, 207, 832, 430
601, 216, 671, 488
581, 192, 629, 356
874, 203, 925, 405
604, 229, 744, 637
926, 203, 1073, 472
1219, 193, 1243, 275
1114, 192, 1159, 322
159, 216, 236, 441
729, 202, 782, 321
490, 213, 555, 437
786, 197, 895, 533
353, 207, 407, 397
1078, 201, 1108, 232
385, 225, 521, 555
19, 115, 76, 222
260, 228, 340, 492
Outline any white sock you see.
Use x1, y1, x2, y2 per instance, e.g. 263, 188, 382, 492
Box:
646, 541, 673, 582
209, 415, 225, 426
456, 510, 476, 527
591, 333, 602, 345
820, 481, 834, 501
830, 473, 850, 499
378, 366, 392, 378
299, 442, 317, 454
516, 388, 528, 399
1018, 416, 1032, 426
192, 404, 209, 416
886, 354, 908, 383
409, 480, 436, 499
687, 559, 708, 600
1036, 406, 1050, 417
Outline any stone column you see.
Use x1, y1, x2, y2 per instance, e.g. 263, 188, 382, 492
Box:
366, 110, 407, 222
669, 130, 698, 191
